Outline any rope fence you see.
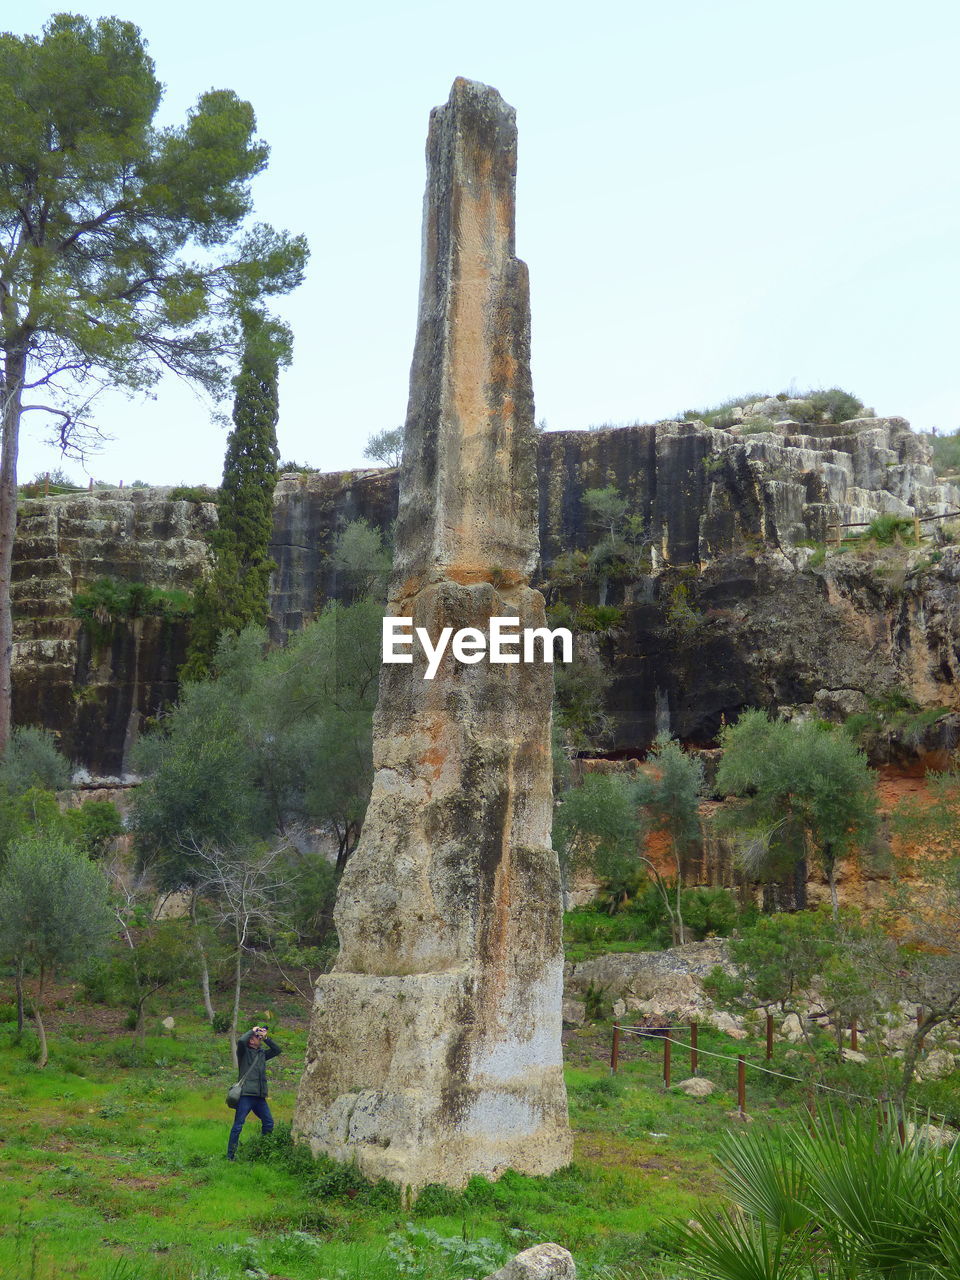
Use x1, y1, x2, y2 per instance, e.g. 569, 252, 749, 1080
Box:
608, 1014, 955, 1140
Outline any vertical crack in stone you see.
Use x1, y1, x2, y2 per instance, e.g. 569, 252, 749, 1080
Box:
292, 77, 571, 1191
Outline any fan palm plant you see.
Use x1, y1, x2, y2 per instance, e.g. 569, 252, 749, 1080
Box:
676, 1110, 959, 1280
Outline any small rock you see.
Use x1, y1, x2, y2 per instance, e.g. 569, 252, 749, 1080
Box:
918, 1049, 957, 1081
612, 999, 626, 1019
675, 1077, 716, 1097
561, 999, 585, 1029
906, 1121, 959, 1149
842, 1048, 867, 1064
161, 1016, 175, 1031
884, 1024, 915, 1051
781, 1013, 804, 1042
725, 1110, 754, 1123
706, 1010, 748, 1040
483, 1242, 577, 1280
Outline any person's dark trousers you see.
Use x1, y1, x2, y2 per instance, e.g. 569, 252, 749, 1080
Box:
227, 1095, 274, 1159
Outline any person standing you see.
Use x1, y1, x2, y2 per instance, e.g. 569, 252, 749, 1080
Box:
227, 1025, 281, 1160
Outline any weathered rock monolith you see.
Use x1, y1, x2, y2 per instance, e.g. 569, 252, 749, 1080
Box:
292, 78, 571, 1191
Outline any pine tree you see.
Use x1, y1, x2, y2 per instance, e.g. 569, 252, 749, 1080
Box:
185, 321, 282, 678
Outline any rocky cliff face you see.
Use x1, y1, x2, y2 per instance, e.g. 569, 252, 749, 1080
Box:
12, 488, 214, 775
10, 415, 960, 776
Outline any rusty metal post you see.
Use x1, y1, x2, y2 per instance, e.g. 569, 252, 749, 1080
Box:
834, 522, 842, 548
917, 1007, 925, 1053
88, 477, 93, 491
898, 1116, 906, 1147
43, 474, 49, 497
737, 1056, 746, 1117
663, 1034, 672, 1088
690, 1020, 699, 1075
610, 1023, 620, 1075
766, 1012, 774, 1060
851, 1018, 858, 1051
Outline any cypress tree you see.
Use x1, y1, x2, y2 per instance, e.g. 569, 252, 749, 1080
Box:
184, 321, 282, 679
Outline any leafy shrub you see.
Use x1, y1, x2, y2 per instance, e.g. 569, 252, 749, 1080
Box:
79, 957, 122, 1005
574, 604, 625, 633
385, 1225, 507, 1278
72, 578, 193, 643
570, 1075, 626, 1109
0, 728, 71, 797
242, 1123, 401, 1208
111, 1042, 149, 1068
64, 800, 124, 858
806, 386, 864, 425
168, 484, 219, 503
843, 687, 950, 751
680, 886, 740, 939
211, 1011, 231, 1033
926, 429, 960, 477
861, 513, 916, 545
583, 981, 609, 1022
679, 393, 767, 429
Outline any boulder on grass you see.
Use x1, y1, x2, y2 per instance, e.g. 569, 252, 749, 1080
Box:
483, 1242, 577, 1279
675, 1077, 716, 1097
917, 1049, 957, 1081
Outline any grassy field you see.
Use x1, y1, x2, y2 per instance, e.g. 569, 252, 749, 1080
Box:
0, 968, 946, 1280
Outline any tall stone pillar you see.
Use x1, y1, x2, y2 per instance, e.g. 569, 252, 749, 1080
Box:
292, 78, 571, 1191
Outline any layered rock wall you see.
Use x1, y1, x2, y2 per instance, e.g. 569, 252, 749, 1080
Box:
10, 413, 960, 774
12, 489, 213, 774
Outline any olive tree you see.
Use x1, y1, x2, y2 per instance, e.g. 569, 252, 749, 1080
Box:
0, 832, 114, 1065
716, 710, 878, 917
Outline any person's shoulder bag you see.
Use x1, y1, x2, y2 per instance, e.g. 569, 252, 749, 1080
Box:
226, 1049, 260, 1109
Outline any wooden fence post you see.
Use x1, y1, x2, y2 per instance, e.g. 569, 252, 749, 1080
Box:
610, 1023, 620, 1074
690, 1020, 698, 1075
766, 1012, 774, 1060
850, 1018, 858, 1051
663, 1034, 672, 1088
737, 1056, 746, 1117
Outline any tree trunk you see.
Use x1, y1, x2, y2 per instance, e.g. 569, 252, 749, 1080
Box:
34, 966, 47, 1068
894, 1018, 936, 1118
230, 925, 243, 1067
827, 860, 839, 920
190, 889, 216, 1025
136, 999, 146, 1046
0, 348, 26, 755
15, 958, 24, 1033
673, 844, 686, 945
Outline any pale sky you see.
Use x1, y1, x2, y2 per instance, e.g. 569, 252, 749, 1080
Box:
16, 0, 960, 486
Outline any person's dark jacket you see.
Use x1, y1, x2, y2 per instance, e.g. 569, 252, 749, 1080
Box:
235, 1030, 281, 1097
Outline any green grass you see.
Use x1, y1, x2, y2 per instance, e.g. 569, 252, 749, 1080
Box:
2, 971, 948, 1280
